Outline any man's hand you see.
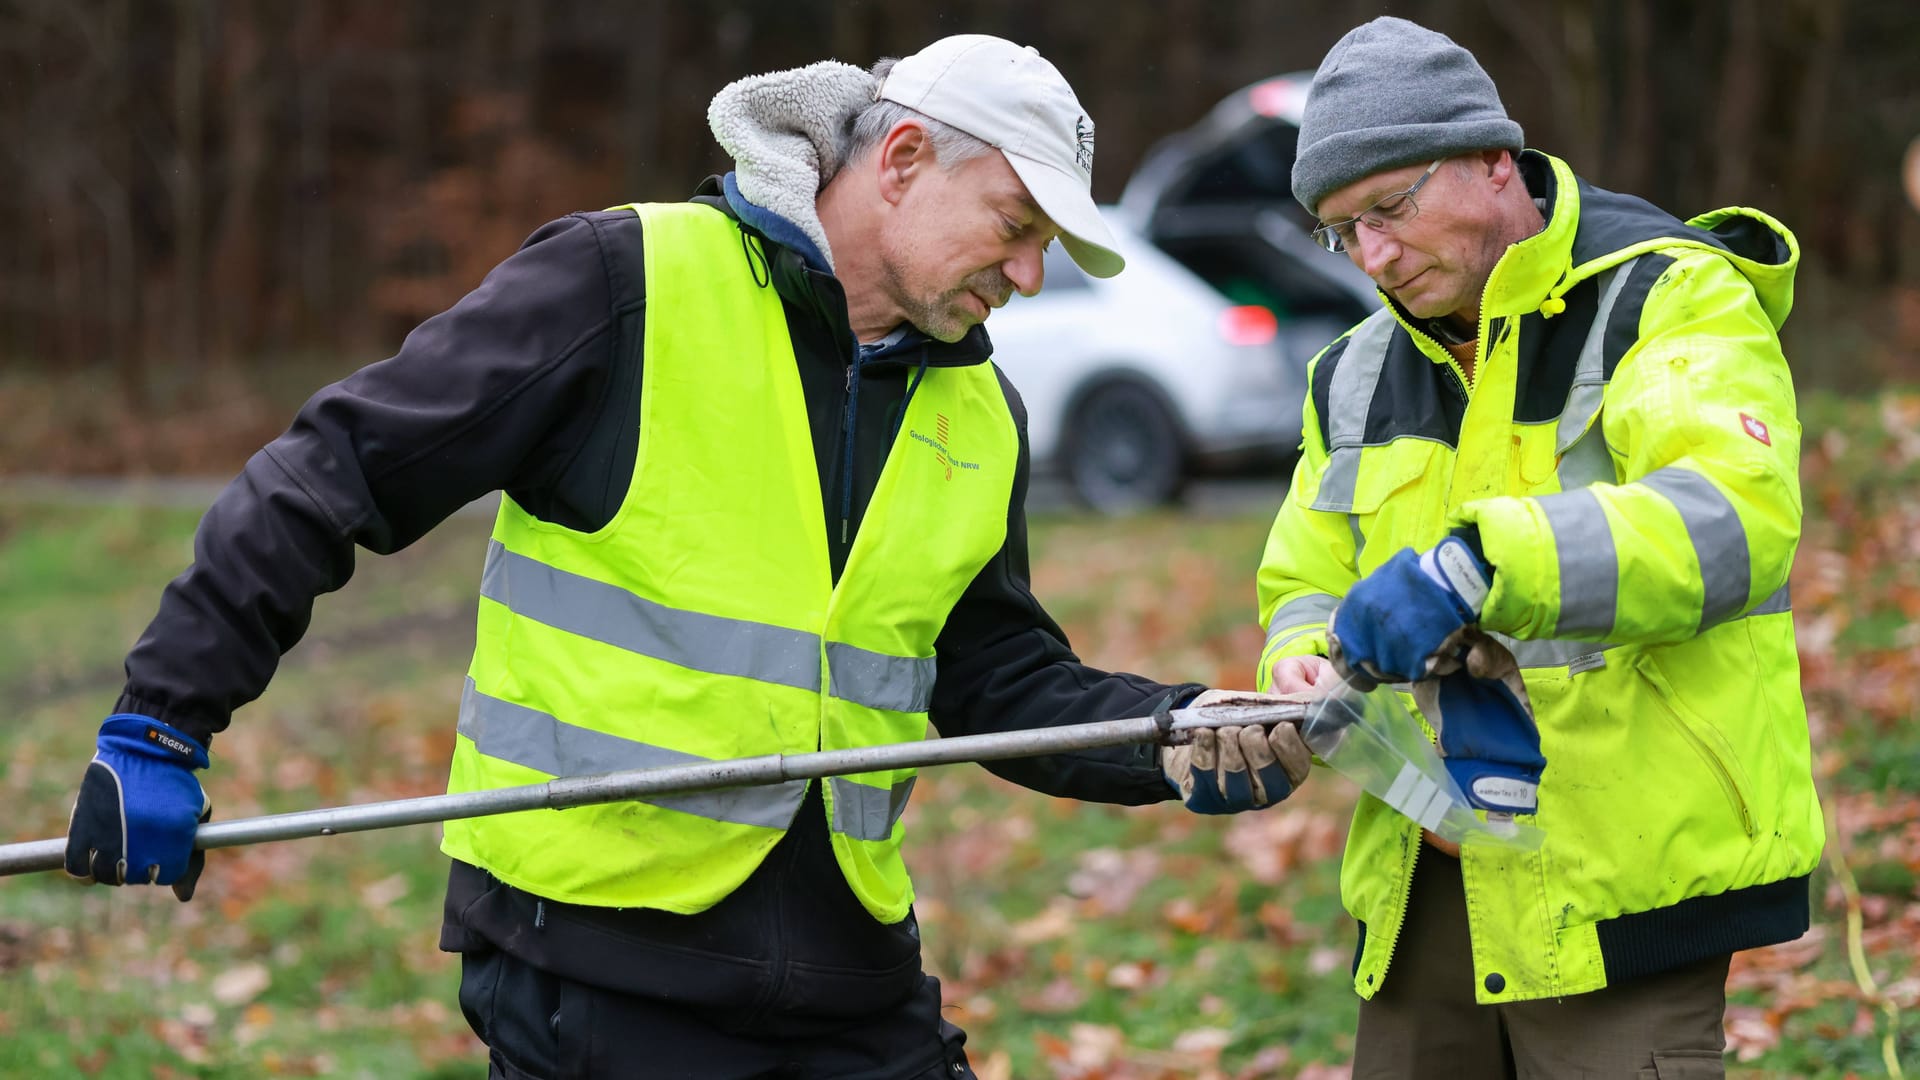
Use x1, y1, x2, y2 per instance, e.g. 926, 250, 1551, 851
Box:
1163, 690, 1312, 813
1270, 655, 1339, 694
65, 715, 212, 901
1329, 535, 1490, 689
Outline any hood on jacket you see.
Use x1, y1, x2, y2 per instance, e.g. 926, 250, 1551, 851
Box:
1494, 152, 1801, 332
1682, 206, 1798, 329
708, 59, 874, 272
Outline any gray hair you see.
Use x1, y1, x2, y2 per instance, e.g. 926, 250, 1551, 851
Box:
840, 57, 993, 177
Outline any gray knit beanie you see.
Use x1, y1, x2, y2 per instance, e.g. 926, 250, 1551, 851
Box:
1291, 17, 1523, 217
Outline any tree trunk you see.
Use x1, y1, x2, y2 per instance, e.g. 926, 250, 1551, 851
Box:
296, 3, 332, 348
207, 2, 271, 367
1612, 0, 1656, 195
1708, 0, 1764, 203
623, 0, 668, 198
169, 0, 206, 374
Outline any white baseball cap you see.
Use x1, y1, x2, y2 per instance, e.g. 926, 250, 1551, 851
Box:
877, 35, 1125, 278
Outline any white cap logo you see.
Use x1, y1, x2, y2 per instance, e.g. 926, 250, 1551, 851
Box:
1074, 116, 1095, 176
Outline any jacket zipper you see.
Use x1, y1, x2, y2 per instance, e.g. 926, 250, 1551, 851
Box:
839, 354, 861, 548
1648, 685, 1756, 837
1406, 302, 1498, 399
1371, 822, 1423, 992
1633, 654, 1756, 836
1409, 320, 1474, 405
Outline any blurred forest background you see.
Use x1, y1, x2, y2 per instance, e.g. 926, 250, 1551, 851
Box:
3, 0, 1920, 477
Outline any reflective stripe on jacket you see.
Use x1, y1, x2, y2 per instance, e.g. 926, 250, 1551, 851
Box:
1256, 151, 1822, 1003
442, 201, 1019, 922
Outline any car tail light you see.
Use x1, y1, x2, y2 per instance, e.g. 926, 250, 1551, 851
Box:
1248, 79, 1308, 119
1217, 305, 1278, 347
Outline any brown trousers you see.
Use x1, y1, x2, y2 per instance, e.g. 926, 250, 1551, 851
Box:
1352, 850, 1730, 1080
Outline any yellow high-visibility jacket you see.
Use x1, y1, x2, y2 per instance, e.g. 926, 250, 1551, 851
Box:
1256, 151, 1822, 1003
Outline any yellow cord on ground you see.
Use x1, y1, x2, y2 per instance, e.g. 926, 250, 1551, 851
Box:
1824, 796, 1906, 1079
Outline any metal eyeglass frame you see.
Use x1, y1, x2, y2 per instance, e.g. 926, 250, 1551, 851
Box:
1311, 159, 1445, 254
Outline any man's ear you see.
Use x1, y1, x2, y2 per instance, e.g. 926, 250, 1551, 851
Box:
876, 120, 931, 207
1483, 148, 1518, 191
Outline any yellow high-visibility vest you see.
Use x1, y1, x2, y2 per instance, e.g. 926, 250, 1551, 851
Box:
443, 201, 1019, 923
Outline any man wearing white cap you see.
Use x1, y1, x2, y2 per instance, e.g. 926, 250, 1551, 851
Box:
61, 34, 1310, 1078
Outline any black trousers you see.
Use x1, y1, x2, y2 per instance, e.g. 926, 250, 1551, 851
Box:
460, 947, 975, 1080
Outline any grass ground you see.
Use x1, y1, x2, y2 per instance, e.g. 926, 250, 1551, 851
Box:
0, 391, 1916, 1077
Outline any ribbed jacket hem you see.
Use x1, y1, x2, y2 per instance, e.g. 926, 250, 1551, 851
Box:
1596, 874, 1812, 984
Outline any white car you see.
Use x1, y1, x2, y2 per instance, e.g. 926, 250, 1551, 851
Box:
985, 74, 1376, 513
986, 224, 1333, 513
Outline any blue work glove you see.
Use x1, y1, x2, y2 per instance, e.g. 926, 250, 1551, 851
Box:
1161, 690, 1313, 813
1412, 631, 1545, 816
1330, 534, 1491, 690
65, 714, 212, 901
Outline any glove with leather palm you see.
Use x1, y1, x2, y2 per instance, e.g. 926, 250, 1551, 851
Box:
65, 714, 212, 901
1329, 534, 1491, 690
1162, 690, 1313, 813
1411, 629, 1545, 816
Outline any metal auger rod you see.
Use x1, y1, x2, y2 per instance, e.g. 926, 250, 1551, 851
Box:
0, 700, 1308, 878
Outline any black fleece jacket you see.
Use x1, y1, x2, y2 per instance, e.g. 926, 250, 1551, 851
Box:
113, 181, 1193, 1013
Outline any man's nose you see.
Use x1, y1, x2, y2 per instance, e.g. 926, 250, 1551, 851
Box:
1350, 227, 1399, 281
1006, 243, 1046, 298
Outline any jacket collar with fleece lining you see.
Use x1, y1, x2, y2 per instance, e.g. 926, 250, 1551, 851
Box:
701, 58, 994, 368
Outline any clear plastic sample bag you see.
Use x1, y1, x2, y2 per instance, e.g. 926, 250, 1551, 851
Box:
1301, 679, 1544, 852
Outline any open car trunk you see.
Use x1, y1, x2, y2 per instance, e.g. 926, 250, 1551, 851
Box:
1120, 74, 1378, 365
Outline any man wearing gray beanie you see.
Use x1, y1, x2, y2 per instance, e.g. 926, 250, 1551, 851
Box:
1255, 15, 1819, 1080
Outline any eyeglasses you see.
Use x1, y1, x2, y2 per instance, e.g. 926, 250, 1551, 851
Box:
1310, 159, 1444, 254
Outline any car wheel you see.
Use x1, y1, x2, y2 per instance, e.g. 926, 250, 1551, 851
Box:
1063, 381, 1187, 515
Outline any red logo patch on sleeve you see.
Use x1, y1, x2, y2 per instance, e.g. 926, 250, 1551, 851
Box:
1740, 412, 1771, 446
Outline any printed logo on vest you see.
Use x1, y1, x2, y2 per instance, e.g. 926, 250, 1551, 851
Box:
910, 412, 979, 481
1739, 412, 1771, 446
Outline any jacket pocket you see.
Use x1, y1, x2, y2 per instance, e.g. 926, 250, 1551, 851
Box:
1310, 440, 1440, 563
1515, 422, 1563, 490
1308, 439, 1436, 514
1637, 1049, 1726, 1079
1635, 653, 1755, 838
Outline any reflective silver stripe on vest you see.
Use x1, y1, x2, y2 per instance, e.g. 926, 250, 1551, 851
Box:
456, 678, 806, 829
1317, 449, 1364, 516
1312, 316, 1398, 513
1554, 261, 1638, 456
1265, 593, 1340, 654
829, 774, 917, 841
481, 540, 822, 692
1640, 466, 1751, 631
826, 641, 936, 713
1552, 263, 1640, 492
1750, 582, 1791, 616
1556, 428, 1616, 491
482, 542, 938, 712
1539, 487, 1618, 636
1492, 584, 1789, 673
1492, 632, 1616, 672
